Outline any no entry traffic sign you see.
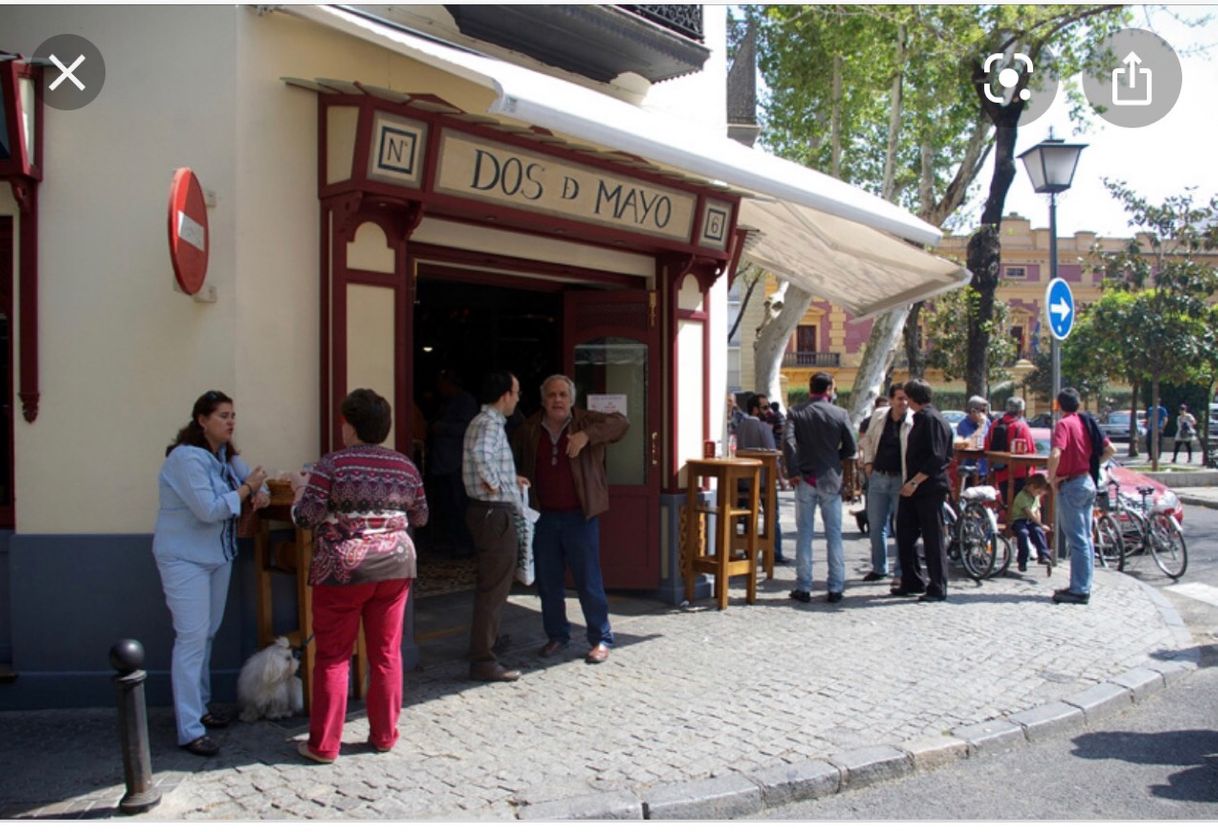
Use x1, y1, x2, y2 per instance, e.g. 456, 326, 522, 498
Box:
167, 168, 209, 295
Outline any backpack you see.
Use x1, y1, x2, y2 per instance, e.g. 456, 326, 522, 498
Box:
989, 419, 1009, 471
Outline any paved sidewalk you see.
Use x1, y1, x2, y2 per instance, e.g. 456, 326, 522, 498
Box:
1175, 486, 1218, 510
0, 495, 1199, 820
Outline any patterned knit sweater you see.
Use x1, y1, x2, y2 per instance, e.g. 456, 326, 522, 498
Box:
292, 444, 428, 586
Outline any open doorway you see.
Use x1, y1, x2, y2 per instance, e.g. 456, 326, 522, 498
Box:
411, 274, 562, 598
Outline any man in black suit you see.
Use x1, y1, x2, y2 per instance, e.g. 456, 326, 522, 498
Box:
892, 378, 955, 602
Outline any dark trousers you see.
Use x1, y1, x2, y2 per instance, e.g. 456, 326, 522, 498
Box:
534, 512, 613, 647
1172, 439, 1193, 462
896, 487, 949, 597
1012, 518, 1049, 566
466, 504, 518, 666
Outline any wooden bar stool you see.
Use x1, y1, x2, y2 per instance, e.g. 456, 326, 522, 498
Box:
737, 450, 781, 580
254, 499, 368, 713
682, 457, 761, 609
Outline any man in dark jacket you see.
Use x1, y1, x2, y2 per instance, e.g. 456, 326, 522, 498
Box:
782, 372, 856, 603
893, 378, 955, 602
514, 374, 628, 663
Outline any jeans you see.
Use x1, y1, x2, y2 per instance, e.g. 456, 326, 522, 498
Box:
309, 579, 411, 759
865, 472, 902, 578
534, 512, 613, 647
154, 556, 232, 745
1055, 475, 1097, 596
1012, 518, 1049, 566
794, 479, 844, 594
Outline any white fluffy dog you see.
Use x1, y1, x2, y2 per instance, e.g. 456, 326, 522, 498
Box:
237, 636, 304, 722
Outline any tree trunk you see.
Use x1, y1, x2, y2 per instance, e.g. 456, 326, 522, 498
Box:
848, 306, 909, 429
903, 300, 925, 377
962, 52, 1026, 399
754, 281, 814, 408
727, 265, 763, 343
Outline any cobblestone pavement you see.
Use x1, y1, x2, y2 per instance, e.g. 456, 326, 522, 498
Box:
0, 496, 1196, 820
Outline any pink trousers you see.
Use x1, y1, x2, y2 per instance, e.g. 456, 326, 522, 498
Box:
307, 578, 411, 759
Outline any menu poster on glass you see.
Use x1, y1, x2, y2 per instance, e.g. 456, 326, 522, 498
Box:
587, 394, 627, 417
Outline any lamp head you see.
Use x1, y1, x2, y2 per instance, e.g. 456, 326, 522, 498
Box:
1018, 137, 1087, 195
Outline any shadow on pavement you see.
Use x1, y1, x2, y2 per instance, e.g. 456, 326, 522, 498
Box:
1071, 728, 1218, 803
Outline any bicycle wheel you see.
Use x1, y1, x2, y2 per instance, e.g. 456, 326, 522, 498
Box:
1149, 514, 1188, 579
1093, 513, 1123, 569
942, 503, 959, 563
958, 503, 996, 580
994, 534, 1013, 576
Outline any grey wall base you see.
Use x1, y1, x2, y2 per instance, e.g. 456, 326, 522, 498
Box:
1, 533, 420, 710
657, 491, 712, 607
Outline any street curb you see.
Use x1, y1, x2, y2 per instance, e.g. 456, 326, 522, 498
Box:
510, 573, 1202, 820
1177, 492, 1218, 510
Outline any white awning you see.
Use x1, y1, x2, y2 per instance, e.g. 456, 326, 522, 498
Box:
291, 5, 969, 315
737, 200, 971, 319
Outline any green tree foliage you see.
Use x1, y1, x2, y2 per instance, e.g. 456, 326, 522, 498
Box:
739, 3, 1133, 403
922, 286, 1016, 385
1088, 181, 1218, 469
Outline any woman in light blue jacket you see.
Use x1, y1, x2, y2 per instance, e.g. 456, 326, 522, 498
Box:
153, 390, 268, 756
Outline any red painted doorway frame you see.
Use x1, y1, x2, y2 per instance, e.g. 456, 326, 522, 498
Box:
562, 289, 661, 590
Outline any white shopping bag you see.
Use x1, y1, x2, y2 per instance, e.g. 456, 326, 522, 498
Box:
514, 484, 539, 585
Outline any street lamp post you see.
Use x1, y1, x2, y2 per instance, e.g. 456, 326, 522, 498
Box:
1019, 135, 1086, 561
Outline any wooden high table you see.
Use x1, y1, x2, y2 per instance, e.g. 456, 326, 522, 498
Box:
682, 457, 762, 609
252, 495, 368, 713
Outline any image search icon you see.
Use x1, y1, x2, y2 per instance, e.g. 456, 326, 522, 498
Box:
980, 49, 1059, 126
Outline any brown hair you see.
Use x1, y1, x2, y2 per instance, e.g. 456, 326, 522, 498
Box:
166, 390, 239, 458
1025, 473, 1050, 491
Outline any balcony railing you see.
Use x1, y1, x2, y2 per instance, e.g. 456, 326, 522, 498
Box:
783, 351, 841, 368
621, 5, 704, 42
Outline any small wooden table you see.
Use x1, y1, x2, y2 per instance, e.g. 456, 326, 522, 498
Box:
737, 450, 782, 580
682, 457, 761, 609
253, 497, 367, 712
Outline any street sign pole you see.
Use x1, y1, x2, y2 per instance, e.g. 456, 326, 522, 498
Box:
1048, 192, 1062, 564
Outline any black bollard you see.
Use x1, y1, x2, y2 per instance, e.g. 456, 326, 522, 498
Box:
110, 639, 162, 814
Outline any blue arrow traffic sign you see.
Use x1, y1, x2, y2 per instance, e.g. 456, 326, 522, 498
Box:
1045, 277, 1075, 340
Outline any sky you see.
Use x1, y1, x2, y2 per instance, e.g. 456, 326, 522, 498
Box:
972, 4, 1218, 238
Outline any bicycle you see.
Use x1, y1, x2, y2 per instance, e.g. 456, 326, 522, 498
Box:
943, 464, 1011, 581
1104, 478, 1187, 579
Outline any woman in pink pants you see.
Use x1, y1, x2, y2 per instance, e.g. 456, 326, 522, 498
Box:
291, 389, 428, 762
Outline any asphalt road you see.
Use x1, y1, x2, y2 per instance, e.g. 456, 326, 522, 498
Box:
747, 503, 1218, 821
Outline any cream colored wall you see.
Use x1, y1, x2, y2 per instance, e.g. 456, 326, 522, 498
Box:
5, 6, 240, 533
676, 316, 705, 488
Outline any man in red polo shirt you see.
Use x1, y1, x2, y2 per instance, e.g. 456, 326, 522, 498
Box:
514, 375, 628, 663
1047, 387, 1114, 605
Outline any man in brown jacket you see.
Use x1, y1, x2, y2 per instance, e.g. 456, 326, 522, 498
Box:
514, 374, 628, 663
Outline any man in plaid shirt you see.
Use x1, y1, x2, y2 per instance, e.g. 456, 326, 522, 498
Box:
463, 370, 529, 682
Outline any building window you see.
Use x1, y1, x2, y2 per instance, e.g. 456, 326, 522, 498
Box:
1004, 266, 1026, 278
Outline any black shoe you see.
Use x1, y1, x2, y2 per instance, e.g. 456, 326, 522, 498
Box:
774, 555, 790, 564
1017, 561, 1028, 573
181, 735, 220, 757
889, 586, 921, 597
825, 591, 844, 603
200, 711, 231, 730
918, 592, 946, 603
1052, 589, 1090, 605
861, 572, 887, 582
789, 589, 812, 603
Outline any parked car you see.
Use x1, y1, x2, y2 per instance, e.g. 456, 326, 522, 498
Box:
1208, 403, 1218, 436
942, 409, 967, 428
1027, 413, 1053, 429
1097, 412, 1148, 443
1027, 428, 1183, 524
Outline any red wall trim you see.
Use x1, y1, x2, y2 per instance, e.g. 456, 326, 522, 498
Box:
0, 216, 14, 527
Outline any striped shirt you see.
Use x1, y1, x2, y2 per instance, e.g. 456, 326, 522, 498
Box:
463, 405, 520, 506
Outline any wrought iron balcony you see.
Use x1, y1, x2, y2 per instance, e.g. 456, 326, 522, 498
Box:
620, 5, 704, 42
783, 351, 842, 368
442, 4, 710, 84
